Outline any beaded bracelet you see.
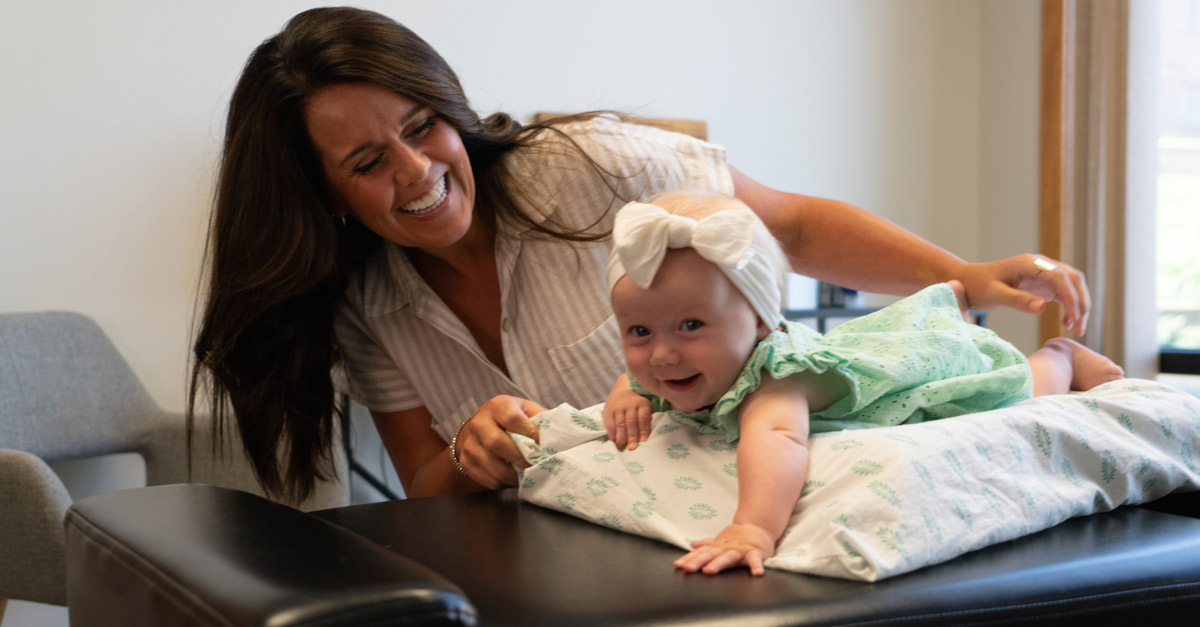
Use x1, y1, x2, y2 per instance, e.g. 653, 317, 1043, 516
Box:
448, 418, 471, 478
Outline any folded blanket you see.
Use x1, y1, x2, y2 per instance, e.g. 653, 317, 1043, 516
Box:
512, 379, 1200, 580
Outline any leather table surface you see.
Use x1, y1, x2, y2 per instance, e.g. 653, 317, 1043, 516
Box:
314, 490, 1200, 626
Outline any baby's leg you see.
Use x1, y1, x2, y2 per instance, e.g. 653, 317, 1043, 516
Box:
1028, 337, 1124, 396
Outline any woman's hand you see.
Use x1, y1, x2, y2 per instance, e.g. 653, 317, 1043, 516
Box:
956, 254, 1090, 336
674, 522, 777, 576
602, 374, 653, 450
454, 395, 545, 489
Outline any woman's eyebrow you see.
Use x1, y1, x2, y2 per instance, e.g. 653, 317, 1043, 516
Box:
337, 105, 429, 168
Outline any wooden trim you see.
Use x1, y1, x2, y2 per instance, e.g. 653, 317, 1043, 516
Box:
1038, 0, 1070, 343
533, 112, 707, 140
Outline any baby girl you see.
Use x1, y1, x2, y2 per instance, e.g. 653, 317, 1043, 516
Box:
602, 191, 1123, 575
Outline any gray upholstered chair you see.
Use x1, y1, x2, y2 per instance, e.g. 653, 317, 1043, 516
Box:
0, 311, 348, 616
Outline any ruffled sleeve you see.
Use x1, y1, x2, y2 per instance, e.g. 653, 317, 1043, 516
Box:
660, 322, 854, 443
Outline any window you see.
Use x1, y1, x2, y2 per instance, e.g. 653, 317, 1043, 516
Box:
1159, 0, 1200, 374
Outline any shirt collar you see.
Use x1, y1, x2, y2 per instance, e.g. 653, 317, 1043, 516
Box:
359, 216, 529, 319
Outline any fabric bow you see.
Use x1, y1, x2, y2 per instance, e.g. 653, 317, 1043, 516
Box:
613, 202, 756, 288
607, 202, 785, 327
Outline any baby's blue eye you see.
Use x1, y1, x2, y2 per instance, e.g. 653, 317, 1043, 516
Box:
682, 319, 704, 331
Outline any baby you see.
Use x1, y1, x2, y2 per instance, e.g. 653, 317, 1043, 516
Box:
602, 191, 1123, 576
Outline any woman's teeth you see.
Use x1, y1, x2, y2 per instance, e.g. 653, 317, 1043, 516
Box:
399, 175, 447, 215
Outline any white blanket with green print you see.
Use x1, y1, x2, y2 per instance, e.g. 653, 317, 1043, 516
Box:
511, 379, 1200, 581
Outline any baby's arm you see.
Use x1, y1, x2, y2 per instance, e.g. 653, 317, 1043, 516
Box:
602, 373, 653, 450
674, 375, 810, 576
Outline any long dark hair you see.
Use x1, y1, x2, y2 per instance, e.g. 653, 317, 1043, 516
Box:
189, 7, 616, 502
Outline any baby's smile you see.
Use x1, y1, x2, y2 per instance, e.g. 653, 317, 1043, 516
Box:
663, 374, 701, 391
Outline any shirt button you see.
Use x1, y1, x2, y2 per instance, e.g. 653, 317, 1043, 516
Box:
502, 317, 512, 332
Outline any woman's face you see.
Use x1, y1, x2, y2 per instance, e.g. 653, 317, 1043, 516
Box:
305, 82, 477, 253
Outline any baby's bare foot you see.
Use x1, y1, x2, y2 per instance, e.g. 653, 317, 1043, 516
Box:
946, 280, 970, 323
1044, 337, 1125, 391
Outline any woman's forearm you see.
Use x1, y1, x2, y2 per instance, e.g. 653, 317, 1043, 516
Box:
784, 195, 963, 295
371, 406, 481, 498
731, 166, 964, 295
407, 447, 484, 498
732, 165, 1091, 331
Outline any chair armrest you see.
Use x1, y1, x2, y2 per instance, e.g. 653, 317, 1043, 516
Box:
65, 484, 475, 627
0, 449, 72, 605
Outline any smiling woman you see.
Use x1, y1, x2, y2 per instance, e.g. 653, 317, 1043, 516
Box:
189, 6, 696, 502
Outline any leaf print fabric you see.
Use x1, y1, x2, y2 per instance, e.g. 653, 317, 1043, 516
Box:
513, 379, 1200, 581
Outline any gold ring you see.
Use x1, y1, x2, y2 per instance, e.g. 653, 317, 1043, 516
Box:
1033, 258, 1058, 275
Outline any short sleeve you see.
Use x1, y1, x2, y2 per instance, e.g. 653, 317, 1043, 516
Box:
333, 280, 421, 413
504, 114, 735, 231
574, 114, 734, 198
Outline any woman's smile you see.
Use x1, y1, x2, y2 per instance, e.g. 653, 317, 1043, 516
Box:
400, 173, 449, 216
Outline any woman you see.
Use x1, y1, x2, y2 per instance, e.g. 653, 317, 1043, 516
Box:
189, 7, 1089, 503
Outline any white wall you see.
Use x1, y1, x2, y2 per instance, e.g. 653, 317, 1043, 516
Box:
979, 0, 1043, 354
0, 0, 1042, 414
1, 1, 1043, 622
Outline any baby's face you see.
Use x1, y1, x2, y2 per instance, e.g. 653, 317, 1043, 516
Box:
612, 248, 766, 413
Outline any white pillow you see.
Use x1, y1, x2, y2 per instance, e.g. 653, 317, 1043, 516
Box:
513, 379, 1200, 580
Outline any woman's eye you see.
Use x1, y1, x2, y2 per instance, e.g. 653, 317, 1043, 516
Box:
408, 116, 437, 140
354, 155, 383, 175
682, 319, 704, 331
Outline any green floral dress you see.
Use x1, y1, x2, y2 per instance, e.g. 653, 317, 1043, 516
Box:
630, 283, 1033, 441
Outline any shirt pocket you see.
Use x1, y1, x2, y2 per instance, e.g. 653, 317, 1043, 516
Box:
547, 314, 625, 407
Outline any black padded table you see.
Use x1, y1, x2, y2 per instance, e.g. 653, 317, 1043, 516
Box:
66, 484, 1200, 626
313, 489, 1200, 626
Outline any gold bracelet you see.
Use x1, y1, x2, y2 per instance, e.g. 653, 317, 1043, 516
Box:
448, 418, 471, 478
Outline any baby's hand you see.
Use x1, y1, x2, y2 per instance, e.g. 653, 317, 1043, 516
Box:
674, 523, 776, 576
602, 379, 652, 450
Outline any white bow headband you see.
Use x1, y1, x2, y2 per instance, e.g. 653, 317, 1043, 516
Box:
606, 201, 787, 328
